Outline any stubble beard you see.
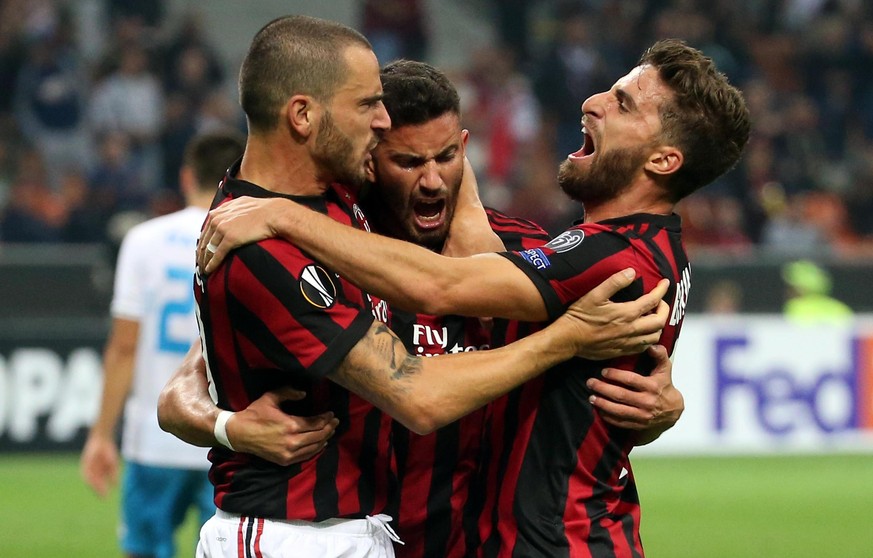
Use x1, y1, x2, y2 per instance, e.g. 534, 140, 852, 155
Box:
313, 110, 369, 188
557, 145, 648, 206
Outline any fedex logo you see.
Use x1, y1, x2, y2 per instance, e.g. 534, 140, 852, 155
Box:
714, 330, 873, 436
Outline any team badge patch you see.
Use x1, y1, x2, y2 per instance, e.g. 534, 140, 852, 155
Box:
546, 230, 585, 253
300, 265, 337, 308
521, 248, 551, 270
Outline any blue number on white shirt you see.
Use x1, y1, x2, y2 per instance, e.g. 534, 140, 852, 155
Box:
158, 267, 195, 354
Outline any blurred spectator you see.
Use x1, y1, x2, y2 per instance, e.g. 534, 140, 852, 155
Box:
88, 131, 147, 222
106, 0, 164, 44
88, 42, 164, 191
12, 17, 92, 190
782, 259, 853, 322
457, 45, 542, 213
60, 167, 108, 242
0, 146, 66, 242
359, 0, 429, 63
761, 189, 829, 255
678, 195, 752, 256
531, 4, 611, 162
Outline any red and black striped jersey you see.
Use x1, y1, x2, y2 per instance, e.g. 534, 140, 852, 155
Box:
390, 209, 550, 558
195, 170, 394, 521
476, 212, 689, 558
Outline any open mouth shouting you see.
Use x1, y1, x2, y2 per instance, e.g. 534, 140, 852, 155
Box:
569, 124, 596, 161
413, 197, 447, 230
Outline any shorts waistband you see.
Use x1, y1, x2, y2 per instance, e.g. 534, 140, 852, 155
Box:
215, 509, 402, 541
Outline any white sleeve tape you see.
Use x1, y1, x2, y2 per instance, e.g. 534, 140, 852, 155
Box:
214, 410, 236, 451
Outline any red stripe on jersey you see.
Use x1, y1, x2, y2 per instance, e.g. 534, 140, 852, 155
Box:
285, 460, 319, 519
564, 421, 609, 557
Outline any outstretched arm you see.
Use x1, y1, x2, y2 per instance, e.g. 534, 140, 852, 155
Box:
197, 196, 549, 321
587, 345, 684, 445
80, 318, 138, 497
332, 269, 669, 434
157, 343, 338, 466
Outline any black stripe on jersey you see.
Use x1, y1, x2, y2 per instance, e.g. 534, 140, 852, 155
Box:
358, 405, 384, 513
232, 243, 375, 380
423, 420, 460, 557
222, 459, 302, 518
226, 292, 302, 389
582, 420, 635, 558
481, 387, 525, 557
510, 364, 599, 558
314, 388, 347, 518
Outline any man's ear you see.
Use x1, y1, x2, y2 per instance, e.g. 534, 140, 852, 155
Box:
365, 155, 376, 183
286, 94, 318, 139
461, 128, 470, 148
646, 146, 683, 177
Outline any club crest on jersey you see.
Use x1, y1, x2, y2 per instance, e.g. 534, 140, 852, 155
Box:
300, 265, 337, 309
521, 248, 551, 270
545, 230, 585, 253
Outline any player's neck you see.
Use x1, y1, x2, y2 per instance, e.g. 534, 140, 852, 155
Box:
582, 185, 673, 223
239, 134, 328, 197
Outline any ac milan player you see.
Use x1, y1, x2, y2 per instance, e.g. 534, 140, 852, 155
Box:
197, 39, 750, 557
178, 16, 669, 558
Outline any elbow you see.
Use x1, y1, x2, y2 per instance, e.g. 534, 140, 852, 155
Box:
410, 279, 463, 317
156, 389, 177, 435
392, 397, 451, 435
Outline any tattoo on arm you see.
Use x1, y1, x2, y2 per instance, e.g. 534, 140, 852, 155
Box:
371, 323, 422, 381
332, 322, 424, 406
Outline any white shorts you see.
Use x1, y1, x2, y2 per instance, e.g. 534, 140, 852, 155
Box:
196, 509, 401, 558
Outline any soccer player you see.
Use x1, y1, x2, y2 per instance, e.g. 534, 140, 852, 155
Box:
184, 15, 669, 558
159, 59, 684, 558
197, 39, 751, 557
79, 130, 245, 558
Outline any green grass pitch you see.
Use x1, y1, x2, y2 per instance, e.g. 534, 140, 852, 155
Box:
1, 453, 871, 557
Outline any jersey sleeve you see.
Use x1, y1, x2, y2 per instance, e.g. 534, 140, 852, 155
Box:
499, 225, 643, 321
110, 223, 148, 320
220, 238, 374, 381
486, 207, 552, 252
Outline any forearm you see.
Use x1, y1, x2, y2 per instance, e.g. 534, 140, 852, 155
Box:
90, 320, 139, 439
336, 318, 577, 435
157, 344, 220, 447
413, 320, 577, 431
275, 204, 460, 314
90, 347, 134, 439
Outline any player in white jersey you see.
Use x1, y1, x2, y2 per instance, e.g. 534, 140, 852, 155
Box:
80, 130, 245, 558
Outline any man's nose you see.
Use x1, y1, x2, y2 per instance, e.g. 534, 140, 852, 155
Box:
373, 103, 391, 133
419, 161, 442, 191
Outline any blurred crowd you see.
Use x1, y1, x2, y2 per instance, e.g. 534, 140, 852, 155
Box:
0, 0, 238, 245
2, 0, 873, 258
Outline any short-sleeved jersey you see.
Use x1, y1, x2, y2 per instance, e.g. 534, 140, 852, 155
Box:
391, 209, 550, 558
195, 170, 394, 521
112, 206, 210, 469
476, 212, 690, 558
